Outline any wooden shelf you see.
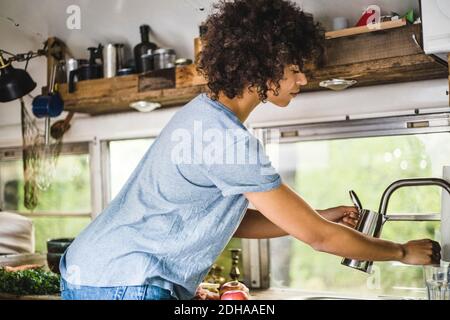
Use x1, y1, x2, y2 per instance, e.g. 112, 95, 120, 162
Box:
302, 23, 448, 93
60, 23, 448, 115
325, 19, 407, 39
59, 64, 207, 115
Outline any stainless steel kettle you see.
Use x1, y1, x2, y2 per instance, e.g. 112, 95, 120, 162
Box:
341, 190, 388, 273
342, 178, 450, 274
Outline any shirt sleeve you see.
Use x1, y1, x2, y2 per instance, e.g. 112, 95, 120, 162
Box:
200, 133, 282, 197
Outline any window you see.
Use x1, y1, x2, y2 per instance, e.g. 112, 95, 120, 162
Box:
257, 113, 450, 298
31, 216, 91, 253
107, 138, 244, 282
108, 138, 155, 199
0, 143, 92, 253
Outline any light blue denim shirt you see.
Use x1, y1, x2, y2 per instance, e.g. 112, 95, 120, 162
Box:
60, 93, 281, 300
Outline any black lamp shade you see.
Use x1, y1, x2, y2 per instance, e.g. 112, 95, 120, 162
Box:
0, 64, 37, 102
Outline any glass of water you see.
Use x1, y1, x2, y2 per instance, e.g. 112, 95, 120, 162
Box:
423, 265, 450, 300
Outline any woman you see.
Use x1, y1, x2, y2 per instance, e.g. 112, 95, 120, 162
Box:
60, 0, 441, 300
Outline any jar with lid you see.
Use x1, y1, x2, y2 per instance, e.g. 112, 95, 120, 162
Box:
153, 48, 176, 70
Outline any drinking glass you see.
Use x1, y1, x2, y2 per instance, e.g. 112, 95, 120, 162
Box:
423, 265, 450, 300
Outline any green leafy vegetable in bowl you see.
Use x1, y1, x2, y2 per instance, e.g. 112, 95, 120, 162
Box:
0, 267, 60, 296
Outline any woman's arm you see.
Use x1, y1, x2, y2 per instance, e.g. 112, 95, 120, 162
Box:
233, 209, 288, 239
234, 207, 359, 239
243, 183, 440, 265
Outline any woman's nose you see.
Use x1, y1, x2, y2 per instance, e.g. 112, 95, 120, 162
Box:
296, 73, 308, 86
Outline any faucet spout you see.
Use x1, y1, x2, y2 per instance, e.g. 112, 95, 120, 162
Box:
378, 178, 450, 216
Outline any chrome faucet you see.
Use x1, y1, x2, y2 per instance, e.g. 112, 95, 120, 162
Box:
378, 178, 450, 216
342, 178, 450, 274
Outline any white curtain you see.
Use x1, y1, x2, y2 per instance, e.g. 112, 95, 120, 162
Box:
0, 211, 34, 254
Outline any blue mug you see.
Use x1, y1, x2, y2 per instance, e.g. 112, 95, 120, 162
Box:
32, 92, 64, 118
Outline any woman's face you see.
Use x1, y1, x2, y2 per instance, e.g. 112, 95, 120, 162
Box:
266, 65, 308, 107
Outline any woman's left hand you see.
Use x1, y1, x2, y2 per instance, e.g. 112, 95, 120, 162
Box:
318, 206, 360, 228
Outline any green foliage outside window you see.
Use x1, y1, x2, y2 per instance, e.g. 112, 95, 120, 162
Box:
1, 154, 92, 254
269, 133, 450, 298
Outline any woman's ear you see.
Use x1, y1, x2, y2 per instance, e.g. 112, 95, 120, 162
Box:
266, 79, 276, 90
247, 85, 256, 94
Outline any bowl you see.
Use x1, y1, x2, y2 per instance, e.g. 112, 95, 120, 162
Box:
46, 252, 63, 274
46, 238, 74, 254
319, 78, 357, 91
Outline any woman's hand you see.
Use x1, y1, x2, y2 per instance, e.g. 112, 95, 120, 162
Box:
318, 206, 360, 228
400, 239, 441, 265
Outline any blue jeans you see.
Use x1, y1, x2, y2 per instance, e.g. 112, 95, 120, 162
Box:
60, 278, 177, 300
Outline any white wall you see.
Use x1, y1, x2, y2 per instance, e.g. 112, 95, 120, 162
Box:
1, 0, 448, 147
0, 0, 419, 61
0, 14, 48, 143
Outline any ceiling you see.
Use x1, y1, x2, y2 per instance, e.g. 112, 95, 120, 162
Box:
0, 0, 420, 61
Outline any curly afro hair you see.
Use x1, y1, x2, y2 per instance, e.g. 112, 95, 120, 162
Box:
197, 0, 324, 102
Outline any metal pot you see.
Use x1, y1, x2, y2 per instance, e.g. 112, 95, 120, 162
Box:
153, 48, 176, 70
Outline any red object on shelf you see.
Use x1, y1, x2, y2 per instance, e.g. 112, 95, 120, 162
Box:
355, 9, 377, 27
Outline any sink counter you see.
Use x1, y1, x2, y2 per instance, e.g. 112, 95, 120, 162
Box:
249, 288, 422, 300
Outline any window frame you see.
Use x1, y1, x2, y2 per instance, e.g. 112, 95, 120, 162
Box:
244, 112, 450, 289
0, 142, 92, 218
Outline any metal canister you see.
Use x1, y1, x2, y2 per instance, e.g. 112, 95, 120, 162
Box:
65, 58, 78, 83
115, 43, 126, 71
153, 48, 176, 70
104, 43, 117, 78
141, 49, 154, 73
175, 58, 193, 66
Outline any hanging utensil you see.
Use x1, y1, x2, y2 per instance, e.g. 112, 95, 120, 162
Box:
50, 111, 74, 140
32, 63, 64, 145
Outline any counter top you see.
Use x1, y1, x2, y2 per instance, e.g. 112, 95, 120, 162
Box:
249, 288, 422, 300
0, 293, 60, 300
0, 289, 420, 300
0, 253, 47, 267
